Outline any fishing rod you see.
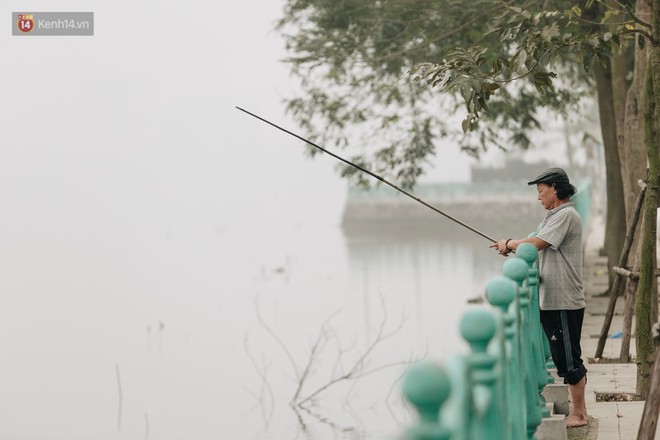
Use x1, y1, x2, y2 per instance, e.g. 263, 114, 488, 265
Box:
236, 106, 498, 244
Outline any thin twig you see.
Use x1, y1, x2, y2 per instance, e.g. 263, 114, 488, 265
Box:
115, 364, 123, 433
294, 404, 351, 433
289, 310, 342, 405
296, 295, 406, 407
243, 335, 276, 428
290, 328, 328, 406
351, 360, 419, 380
385, 368, 412, 426
595, 0, 652, 28
254, 296, 301, 379
620, 28, 654, 42
330, 333, 357, 379
576, 16, 640, 27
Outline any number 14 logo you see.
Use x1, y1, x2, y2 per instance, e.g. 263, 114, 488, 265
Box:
17, 14, 34, 33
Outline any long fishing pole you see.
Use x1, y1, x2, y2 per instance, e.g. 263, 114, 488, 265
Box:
236, 106, 498, 243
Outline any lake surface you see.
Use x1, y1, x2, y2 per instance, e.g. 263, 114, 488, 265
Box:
0, 208, 535, 439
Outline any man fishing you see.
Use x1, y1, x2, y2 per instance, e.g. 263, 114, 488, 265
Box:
238, 107, 590, 428
489, 167, 588, 428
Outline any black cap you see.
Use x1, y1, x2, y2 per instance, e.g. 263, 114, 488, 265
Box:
527, 167, 570, 185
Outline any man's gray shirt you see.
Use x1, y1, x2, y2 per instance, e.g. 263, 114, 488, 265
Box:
536, 202, 585, 310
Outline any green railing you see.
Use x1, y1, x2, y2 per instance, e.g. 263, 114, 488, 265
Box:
402, 243, 555, 440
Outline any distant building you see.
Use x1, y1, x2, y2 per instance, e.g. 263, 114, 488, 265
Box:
341, 159, 589, 238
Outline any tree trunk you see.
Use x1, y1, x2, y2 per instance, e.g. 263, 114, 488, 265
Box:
621, 2, 651, 299
623, 0, 651, 218
606, 0, 630, 215
636, 38, 660, 396
635, 165, 657, 398
594, 62, 629, 293
638, 349, 660, 439
637, 325, 660, 440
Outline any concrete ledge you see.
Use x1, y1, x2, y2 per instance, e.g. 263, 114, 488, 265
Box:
542, 383, 570, 416
536, 414, 568, 440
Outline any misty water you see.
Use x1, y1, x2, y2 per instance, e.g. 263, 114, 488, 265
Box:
0, 196, 541, 439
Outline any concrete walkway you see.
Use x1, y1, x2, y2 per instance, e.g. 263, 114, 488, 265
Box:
567, 214, 659, 440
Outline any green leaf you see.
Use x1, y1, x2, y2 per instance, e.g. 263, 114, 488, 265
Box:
541, 25, 561, 42
603, 10, 620, 22
461, 114, 478, 133
484, 82, 500, 94
570, 5, 582, 18
517, 49, 528, 70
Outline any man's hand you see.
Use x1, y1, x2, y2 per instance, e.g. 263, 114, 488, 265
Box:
489, 239, 511, 257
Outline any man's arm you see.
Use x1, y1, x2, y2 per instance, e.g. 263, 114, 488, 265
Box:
488, 236, 550, 256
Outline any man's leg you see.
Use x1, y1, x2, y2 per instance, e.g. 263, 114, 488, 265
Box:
563, 309, 588, 428
566, 375, 588, 427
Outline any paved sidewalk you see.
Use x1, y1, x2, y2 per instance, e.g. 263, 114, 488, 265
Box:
568, 214, 660, 440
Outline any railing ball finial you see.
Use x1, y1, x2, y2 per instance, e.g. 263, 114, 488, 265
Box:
402, 361, 451, 440
502, 257, 529, 285
460, 309, 496, 353
485, 275, 517, 312
515, 243, 538, 267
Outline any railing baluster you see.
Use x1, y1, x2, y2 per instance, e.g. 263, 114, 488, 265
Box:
504, 253, 545, 439
461, 309, 500, 440
516, 244, 554, 417
486, 275, 520, 440
403, 362, 452, 440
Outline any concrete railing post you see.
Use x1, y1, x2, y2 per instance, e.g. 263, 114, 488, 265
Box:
403, 361, 452, 440
515, 244, 553, 417
486, 275, 519, 440
503, 256, 543, 439
460, 309, 501, 440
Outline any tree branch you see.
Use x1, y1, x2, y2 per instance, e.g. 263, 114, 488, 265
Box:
597, 0, 652, 28
295, 294, 408, 407
290, 324, 331, 406
243, 335, 276, 429
370, 0, 517, 64
254, 297, 301, 379
620, 28, 655, 42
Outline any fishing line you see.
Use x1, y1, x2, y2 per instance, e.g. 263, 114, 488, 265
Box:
236, 106, 499, 244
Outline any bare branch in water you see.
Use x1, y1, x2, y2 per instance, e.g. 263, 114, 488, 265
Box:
290, 325, 328, 406
243, 334, 276, 430
293, 403, 355, 435
385, 352, 425, 427
254, 297, 301, 380
295, 293, 414, 408
252, 290, 421, 435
